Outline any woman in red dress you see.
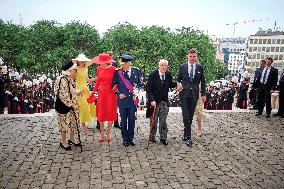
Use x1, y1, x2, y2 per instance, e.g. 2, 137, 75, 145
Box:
91, 53, 118, 143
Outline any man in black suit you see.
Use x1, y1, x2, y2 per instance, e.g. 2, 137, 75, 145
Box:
251, 60, 266, 109
255, 57, 278, 118
274, 69, 284, 118
176, 48, 206, 146
146, 59, 176, 145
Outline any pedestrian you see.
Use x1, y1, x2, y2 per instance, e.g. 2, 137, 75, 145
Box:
176, 48, 206, 146
146, 59, 176, 145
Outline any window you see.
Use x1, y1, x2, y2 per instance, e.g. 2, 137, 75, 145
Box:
281, 39, 284, 44
259, 39, 262, 44
249, 47, 252, 52
272, 39, 276, 44
254, 39, 258, 44
277, 39, 281, 44
263, 39, 267, 44
250, 39, 253, 44
274, 55, 278, 60
253, 47, 257, 51
258, 47, 261, 52
266, 47, 270, 52
261, 55, 265, 59
279, 54, 283, 60
280, 47, 284, 52
276, 47, 279, 52
271, 47, 275, 52
257, 54, 260, 59
267, 39, 271, 44
262, 47, 266, 52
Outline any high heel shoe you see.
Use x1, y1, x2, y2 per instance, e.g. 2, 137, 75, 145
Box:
68, 140, 81, 146
106, 138, 112, 143
98, 138, 104, 143
60, 142, 72, 151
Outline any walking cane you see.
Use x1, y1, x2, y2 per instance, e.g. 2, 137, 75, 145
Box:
71, 109, 83, 152
146, 106, 156, 150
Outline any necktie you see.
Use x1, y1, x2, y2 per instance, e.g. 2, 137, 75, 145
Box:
189, 64, 194, 82
161, 74, 165, 85
262, 68, 268, 84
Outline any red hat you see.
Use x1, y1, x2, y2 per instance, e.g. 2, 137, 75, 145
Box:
92, 53, 114, 64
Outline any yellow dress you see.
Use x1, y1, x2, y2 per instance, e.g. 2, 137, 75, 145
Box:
76, 66, 96, 124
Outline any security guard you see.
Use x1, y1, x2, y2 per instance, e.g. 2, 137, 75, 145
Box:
112, 55, 142, 146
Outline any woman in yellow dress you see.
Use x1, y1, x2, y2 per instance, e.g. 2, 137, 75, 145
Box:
72, 54, 96, 134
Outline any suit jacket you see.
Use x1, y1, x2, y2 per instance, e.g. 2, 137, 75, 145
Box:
176, 63, 206, 100
112, 67, 142, 108
279, 70, 284, 88
254, 66, 278, 91
145, 70, 176, 118
252, 67, 264, 88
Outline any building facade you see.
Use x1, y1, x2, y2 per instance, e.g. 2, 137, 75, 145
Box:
245, 31, 284, 74
228, 52, 245, 76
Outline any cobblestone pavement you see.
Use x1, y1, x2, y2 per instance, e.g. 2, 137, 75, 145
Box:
0, 111, 283, 189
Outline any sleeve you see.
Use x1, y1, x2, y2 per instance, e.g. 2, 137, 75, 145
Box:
112, 70, 122, 95
58, 78, 72, 107
145, 73, 155, 102
169, 73, 177, 88
93, 67, 100, 92
200, 66, 206, 97
272, 69, 278, 91
176, 64, 183, 83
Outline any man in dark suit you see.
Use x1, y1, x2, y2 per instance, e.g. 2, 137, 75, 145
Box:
255, 57, 278, 118
251, 60, 266, 109
176, 48, 206, 146
146, 59, 176, 145
274, 69, 284, 118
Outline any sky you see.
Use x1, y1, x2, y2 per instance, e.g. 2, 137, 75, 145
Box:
1, 0, 284, 38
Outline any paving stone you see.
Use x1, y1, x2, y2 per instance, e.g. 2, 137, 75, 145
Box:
0, 112, 283, 188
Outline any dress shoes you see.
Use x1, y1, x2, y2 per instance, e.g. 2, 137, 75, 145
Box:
255, 113, 262, 116
185, 140, 192, 147
68, 140, 81, 146
60, 142, 72, 151
160, 139, 168, 145
266, 114, 271, 118
274, 113, 283, 117
150, 138, 157, 143
129, 141, 135, 146
123, 141, 129, 146
114, 121, 121, 129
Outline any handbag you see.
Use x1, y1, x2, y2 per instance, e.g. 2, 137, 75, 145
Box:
55, 76, 71, 114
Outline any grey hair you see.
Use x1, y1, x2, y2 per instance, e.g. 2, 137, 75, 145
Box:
158, 59, 168, 66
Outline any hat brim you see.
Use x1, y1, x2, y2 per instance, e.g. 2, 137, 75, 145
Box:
92, 56, 114, 64
72, 58, 92, 64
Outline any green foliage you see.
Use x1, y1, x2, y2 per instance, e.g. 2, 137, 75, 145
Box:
0, 20, 223, 81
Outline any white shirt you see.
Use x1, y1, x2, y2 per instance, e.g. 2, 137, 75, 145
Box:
124, 67, 131, 78
158, 70, 165, 80
188, 63, 196, 78
260, 66, 271, 84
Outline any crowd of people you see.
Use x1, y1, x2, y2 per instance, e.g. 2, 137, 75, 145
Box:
0, 70, 55, 114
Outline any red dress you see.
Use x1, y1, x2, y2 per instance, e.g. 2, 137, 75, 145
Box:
93, 66, 117, 122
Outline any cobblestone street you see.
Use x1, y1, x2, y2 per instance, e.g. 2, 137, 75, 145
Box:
0, 111, 283, 189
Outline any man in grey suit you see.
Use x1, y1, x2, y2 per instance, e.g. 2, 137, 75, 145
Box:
177, 48, 206, 146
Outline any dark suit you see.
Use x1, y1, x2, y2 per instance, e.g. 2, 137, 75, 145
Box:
277, 70, 284, 115
146, 70, 176, 118
145, 69, 176, 141
176, 63, 206, 141
255, 66, 278, 115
